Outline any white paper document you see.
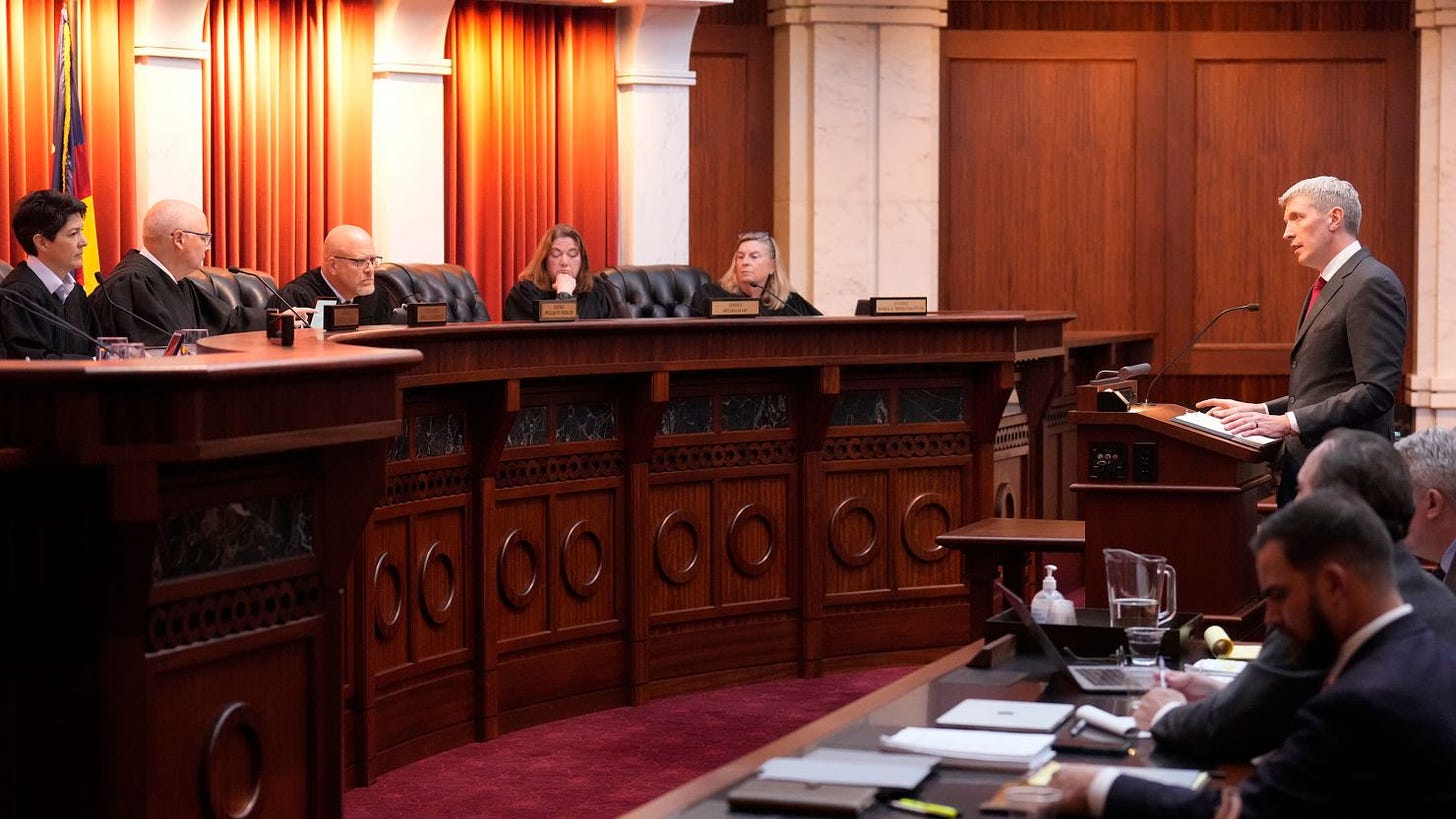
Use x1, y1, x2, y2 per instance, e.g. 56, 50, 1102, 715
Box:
879, 727, 1056, 772
757, 747, 937, 789
1172, 411, 1277, 446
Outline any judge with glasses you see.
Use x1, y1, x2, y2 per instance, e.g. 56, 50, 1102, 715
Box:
277, 225, 396, 325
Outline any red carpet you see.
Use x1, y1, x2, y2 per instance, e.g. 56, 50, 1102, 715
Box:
344, 666, 913, 818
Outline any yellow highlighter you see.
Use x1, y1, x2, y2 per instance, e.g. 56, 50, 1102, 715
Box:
888, 797, 961, 818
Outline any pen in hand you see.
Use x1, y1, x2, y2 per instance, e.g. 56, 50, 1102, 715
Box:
1157, 655, 1168, 688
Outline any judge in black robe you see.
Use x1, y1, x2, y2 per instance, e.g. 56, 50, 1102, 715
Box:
503, 224, 616, 321
276, 266, 394, 326
1, 190, 100, 359
688, 231, 821, 317
276, 225, 395, 326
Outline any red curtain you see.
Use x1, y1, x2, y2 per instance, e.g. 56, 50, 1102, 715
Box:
204, 0, 373, 284
445, 2, 618, 318
0, 0, 135, 271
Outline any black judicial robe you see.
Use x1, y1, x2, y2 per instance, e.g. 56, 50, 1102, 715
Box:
688, 282, 821, 317
92, 250, 266, 347
503, 279, 615, 321
0, 262, 99, 359
276, 268, 395, 326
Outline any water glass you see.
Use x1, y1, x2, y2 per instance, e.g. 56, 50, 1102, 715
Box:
96, 337, 130, 359
1004, 785, 1062, 818
1124, 626, 1168, 666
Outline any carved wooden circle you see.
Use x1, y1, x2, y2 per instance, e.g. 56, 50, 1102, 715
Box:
560, 521, 605, 599
418, 541, 457, 626
727, 503, 775, 577
653, 510, 702, 585
497, 529, 539, 610
204, 701, 263, 819
902, 492, 952, 562
828, 496, 879, 568
371, 552, 403, 640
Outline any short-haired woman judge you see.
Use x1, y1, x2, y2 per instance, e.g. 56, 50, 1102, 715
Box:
504, 224, 614, 321
689, 231, 820, 317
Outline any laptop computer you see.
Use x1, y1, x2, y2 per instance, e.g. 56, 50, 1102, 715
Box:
995, 580, 1153, 693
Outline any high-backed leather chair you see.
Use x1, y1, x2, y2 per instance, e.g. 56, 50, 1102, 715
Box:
187, 266, 278, 310
374, 262, 491, 323
600, 264, 713, 318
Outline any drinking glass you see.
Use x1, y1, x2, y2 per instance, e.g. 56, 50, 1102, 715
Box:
1004, 785, 1062, 818
1124, 626, 1168, 666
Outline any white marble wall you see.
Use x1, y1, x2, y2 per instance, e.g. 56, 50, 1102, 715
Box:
770, 0, 947, 314
1415, 0, 1456, 429
132, 0, 209, 221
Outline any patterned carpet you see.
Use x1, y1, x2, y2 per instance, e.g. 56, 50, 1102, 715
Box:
344, 665, 913, 818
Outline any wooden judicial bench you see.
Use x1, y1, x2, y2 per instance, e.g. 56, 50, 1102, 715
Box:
3, 311, 1089, 816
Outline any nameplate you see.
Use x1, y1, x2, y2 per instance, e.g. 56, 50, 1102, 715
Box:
707, 297, 760, 318
406, 302, 449, 327
535, 298, 578, 322
323, 303, 360, 331
855, 296, 928, 316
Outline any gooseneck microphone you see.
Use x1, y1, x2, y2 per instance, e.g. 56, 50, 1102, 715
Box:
1142, 303, 1260, 405
0, 288, 121, 358
227, 266, 309, 327
93, 270, 172, 340
760, 273, 805, 316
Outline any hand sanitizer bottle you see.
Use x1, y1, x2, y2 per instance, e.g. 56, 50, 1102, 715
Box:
1030, 564, 1064, 624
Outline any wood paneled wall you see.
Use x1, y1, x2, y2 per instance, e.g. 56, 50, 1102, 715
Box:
942, 27, 1416, 409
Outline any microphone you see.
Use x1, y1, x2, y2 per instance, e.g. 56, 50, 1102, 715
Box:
1143, 303, 1260, 405
759, 274, 805, 316
93, 270, 172, 341
228, 266, 309, 328
0, 288, 121, 358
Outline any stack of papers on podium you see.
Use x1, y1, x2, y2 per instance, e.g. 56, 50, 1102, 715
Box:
879, 727, 1056, 772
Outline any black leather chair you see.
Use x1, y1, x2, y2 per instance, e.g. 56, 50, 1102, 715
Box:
187, 266, 278, 310
600, 264, 712, 318
374, 262, 491, 323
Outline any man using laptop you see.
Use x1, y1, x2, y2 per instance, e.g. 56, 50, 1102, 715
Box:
1137, 429, 1456, 762
276, 225, 395, 325
1051, 491, 1456, 816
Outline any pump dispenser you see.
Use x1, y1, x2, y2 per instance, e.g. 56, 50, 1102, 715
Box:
1030, 564, 1065, 624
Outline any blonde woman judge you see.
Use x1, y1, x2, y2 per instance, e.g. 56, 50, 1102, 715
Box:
689, 231, 820, 317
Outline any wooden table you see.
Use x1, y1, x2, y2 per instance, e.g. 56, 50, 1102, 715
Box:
937, 518, 1087, 637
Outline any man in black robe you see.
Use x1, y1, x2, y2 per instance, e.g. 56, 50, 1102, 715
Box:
91, 199, 265, 347
277, 225, 395, 325
1, 189, 100, 359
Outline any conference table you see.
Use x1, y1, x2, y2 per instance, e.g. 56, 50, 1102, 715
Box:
628, 639, 1231, 818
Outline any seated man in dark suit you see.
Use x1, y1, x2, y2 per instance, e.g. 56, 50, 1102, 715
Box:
276, 225, 395, 325
92, 199, 265, 346
1397, 428, 1456, 594
1, 189, 99, 359
1137, 428, 1456, 762
1052, 491, 1456, 817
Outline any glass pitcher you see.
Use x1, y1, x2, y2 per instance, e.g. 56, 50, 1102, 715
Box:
1104, 548, 1177, 627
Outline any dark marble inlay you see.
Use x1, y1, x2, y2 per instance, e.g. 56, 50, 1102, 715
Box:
386, 427, 409, 461
416, 413, 465, 458
722, 393, 789, 431
900, 387, 964, 423
558, 401, 617, 442
831, 390, 889, 426
506, 406, 548, 447
154, 493, 313, 581
659, 397, 713, 435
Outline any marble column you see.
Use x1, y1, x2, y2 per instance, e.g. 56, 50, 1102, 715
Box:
371, 0, 455, 263
616, 4, 703, 265
132, 0, 209, 215
1415, 0, 1456, 429
769, 0, 947, 315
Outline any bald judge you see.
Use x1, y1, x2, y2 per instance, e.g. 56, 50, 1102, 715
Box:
92, 200, 266, 346
276, 225, 396, 325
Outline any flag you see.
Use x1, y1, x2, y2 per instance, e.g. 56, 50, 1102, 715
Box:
52, 4, 101, 292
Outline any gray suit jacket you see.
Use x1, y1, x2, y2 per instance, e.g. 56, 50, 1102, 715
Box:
1266, 248, 1406, 472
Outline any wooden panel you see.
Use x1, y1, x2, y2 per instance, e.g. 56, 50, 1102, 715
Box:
492, 496, 550, 641
894, 467, 963, 589
552, 488, 619, 630
647, 481, 715, 615
824, 471, 890, 596
690, 24, 773, 271
411, 507, 468, 662
367, 517, 410, 676
948, 1, 1410, 32
718, 475, 792, 606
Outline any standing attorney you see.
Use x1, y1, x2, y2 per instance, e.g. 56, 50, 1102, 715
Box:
92, 200, 266, 346
0, 190, 98, 359
1197, 177, 1406, 505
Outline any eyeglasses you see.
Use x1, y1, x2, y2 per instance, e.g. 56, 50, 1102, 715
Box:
737, 231, 771, 241
176, 229, 213, 247
331, 255, 384, 269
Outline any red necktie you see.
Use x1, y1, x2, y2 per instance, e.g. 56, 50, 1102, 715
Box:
1302, 277, 1326, 323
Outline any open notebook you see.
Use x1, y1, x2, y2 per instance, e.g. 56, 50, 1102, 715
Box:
996, 580, 1153, 693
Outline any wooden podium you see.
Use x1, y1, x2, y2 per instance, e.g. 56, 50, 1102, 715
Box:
1069, 384, 1278, 625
